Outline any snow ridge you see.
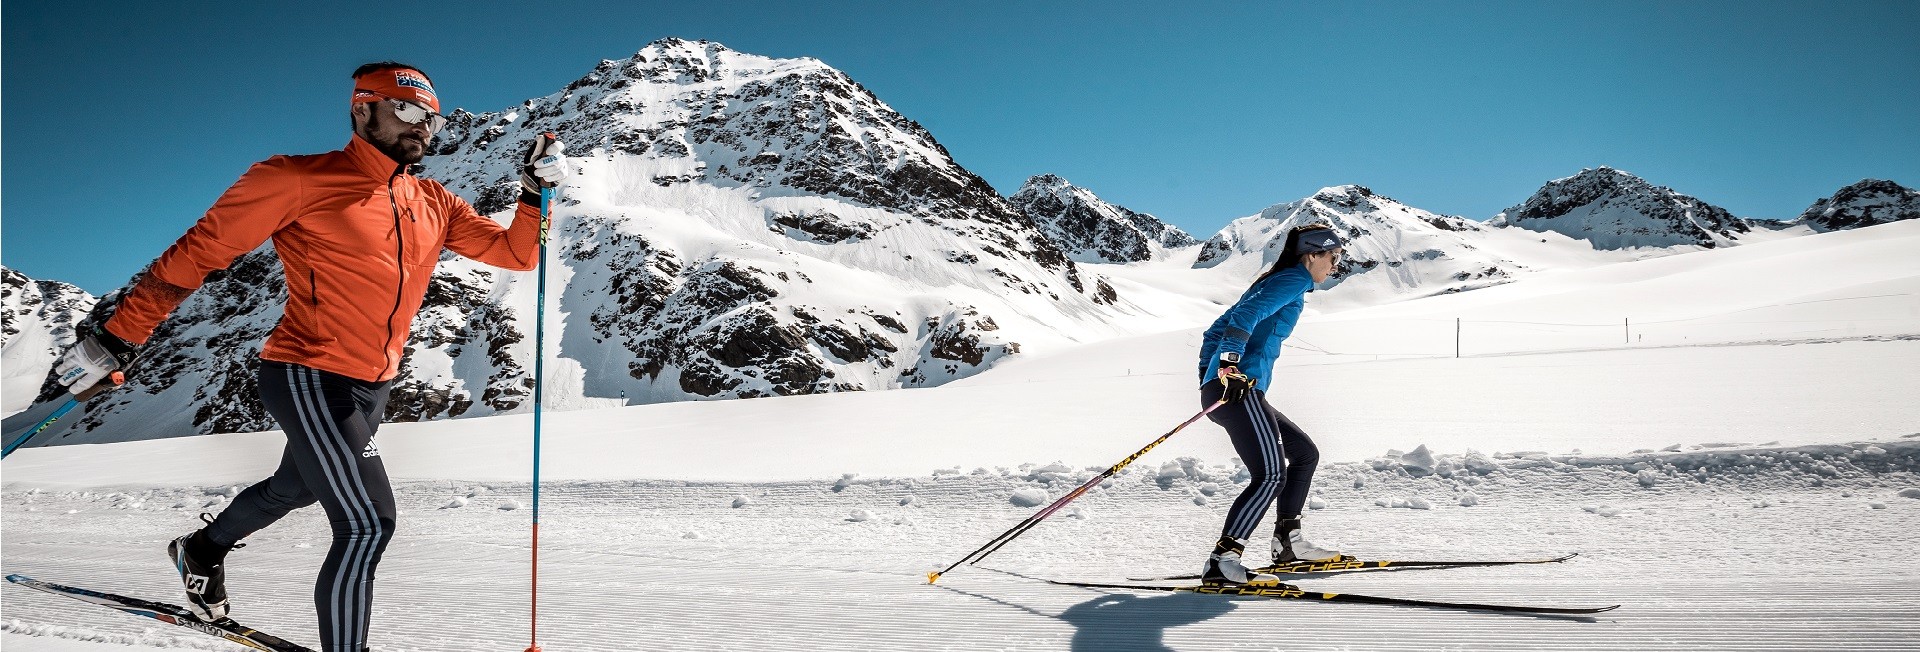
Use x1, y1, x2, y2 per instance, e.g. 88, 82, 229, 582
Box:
1192, 185, 1527, 302
1, 267, 98, 413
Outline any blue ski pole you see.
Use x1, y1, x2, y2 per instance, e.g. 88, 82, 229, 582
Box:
2, 398, 80, 458
526, 132, 557, 652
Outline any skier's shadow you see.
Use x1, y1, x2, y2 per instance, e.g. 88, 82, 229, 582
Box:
934, 583, 1238, 651
1057, 592, 1238, 652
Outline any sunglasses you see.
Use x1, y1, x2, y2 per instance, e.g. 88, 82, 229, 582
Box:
377, 96, 447, 134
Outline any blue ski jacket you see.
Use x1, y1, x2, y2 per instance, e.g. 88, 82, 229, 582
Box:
1198, 264, 1315, 392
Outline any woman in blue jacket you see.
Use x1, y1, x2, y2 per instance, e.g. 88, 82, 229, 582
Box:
1196, 223, 1346, 585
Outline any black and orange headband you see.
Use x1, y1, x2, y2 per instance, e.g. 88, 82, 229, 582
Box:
352, 67, 439, 113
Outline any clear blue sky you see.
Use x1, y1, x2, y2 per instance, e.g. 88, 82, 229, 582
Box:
5, 0, 1915, 293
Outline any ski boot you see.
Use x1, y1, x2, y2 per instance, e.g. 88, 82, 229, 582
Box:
1272, 516, 1344, 565
167, 513, 242, 621
1201, 536, 1280, 585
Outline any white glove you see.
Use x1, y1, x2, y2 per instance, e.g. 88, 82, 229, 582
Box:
55, 325, 136, 398
520, 138, 568, 192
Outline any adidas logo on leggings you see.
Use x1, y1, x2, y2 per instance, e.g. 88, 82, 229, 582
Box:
362, 439, 381, 458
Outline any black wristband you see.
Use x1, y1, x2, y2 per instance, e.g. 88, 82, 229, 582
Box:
519, 188, 543, 206
90, 323, 140, 369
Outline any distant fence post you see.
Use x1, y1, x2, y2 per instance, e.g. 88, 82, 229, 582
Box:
1455, 318, 1461, 358
1624, 317, 1630, 344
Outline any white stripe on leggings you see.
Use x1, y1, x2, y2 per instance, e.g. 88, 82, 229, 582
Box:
289, 367, 380, 651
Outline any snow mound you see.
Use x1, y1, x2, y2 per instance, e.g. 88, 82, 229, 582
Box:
1400, 445, 1437, 476
1009, 488, 1049, 508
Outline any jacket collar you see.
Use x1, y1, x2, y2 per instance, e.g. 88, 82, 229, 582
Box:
344, 133, 409, 182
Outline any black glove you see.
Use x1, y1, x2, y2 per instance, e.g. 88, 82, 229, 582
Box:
1218, 366, 1255, 403
54, 322, 138, 400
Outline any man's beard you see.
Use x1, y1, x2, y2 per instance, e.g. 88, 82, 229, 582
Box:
364, 111, 428, 165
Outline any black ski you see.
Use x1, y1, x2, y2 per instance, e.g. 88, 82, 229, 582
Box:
1128, 553, 1580, 582
1034, 576, 1619, 615
5, 574, 314, 652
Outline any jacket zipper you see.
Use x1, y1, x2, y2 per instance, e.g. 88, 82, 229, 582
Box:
383, 166, 410, 376
310, 268, 318, 306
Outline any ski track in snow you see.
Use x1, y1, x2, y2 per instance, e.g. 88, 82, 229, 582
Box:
6, 441, 1919, 651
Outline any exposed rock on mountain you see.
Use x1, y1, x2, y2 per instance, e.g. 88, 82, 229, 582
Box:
1794, 179, 1919, 232
1008, 174, 1197, 263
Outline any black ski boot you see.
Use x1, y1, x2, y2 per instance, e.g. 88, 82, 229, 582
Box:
1201, 536, 1280, 585
1271, 516, 1344, 565
167, 513, 242, 621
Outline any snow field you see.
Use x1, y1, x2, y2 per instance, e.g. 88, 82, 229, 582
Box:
5, 439, 1920, 650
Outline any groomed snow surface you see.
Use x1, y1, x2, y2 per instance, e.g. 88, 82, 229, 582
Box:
5, 439, 1919, 651
4, 222, 1918, 650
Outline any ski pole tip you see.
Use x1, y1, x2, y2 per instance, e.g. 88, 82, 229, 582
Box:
525, 646, 542, 652
926, 572, 942, 584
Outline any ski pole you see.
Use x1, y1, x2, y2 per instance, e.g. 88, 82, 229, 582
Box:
3, 370, 123, 459
527, 132, 557, 652
926, 399, 1228, 584
2, 398, 79, 459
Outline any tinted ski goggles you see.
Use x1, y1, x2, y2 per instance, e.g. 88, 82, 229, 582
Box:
370, 96, 447, 134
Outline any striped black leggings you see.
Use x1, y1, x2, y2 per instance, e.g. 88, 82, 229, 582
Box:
204, 360, 395, 652
1202, 380, 1320, 541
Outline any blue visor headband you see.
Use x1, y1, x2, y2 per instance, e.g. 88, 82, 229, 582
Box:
1296, 228, 1343, 253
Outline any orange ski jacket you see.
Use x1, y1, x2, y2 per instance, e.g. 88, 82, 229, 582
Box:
106, 134, 542, 382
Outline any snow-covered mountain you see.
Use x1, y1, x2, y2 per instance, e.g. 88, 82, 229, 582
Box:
9, 38, 1211, 443
1, 267, 98, 413
1187, 185, 1603, 308
1006, 174, 1197, 263
1793, 179, 1919, 232
4, 39, 1908, 445
1490, 167, 1750, 248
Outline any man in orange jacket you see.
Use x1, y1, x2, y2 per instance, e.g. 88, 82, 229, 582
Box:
53, 61, 568, 652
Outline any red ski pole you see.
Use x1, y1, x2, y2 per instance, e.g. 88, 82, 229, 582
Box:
927, 400, 1228, 584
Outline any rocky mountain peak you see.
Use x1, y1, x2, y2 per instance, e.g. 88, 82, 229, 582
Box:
1492, 167, 1749, 248
1008, 174, 1197, 264
1795, 179, 1919, 232
1311, 185, 1375, 201
598, 38, 812, 87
